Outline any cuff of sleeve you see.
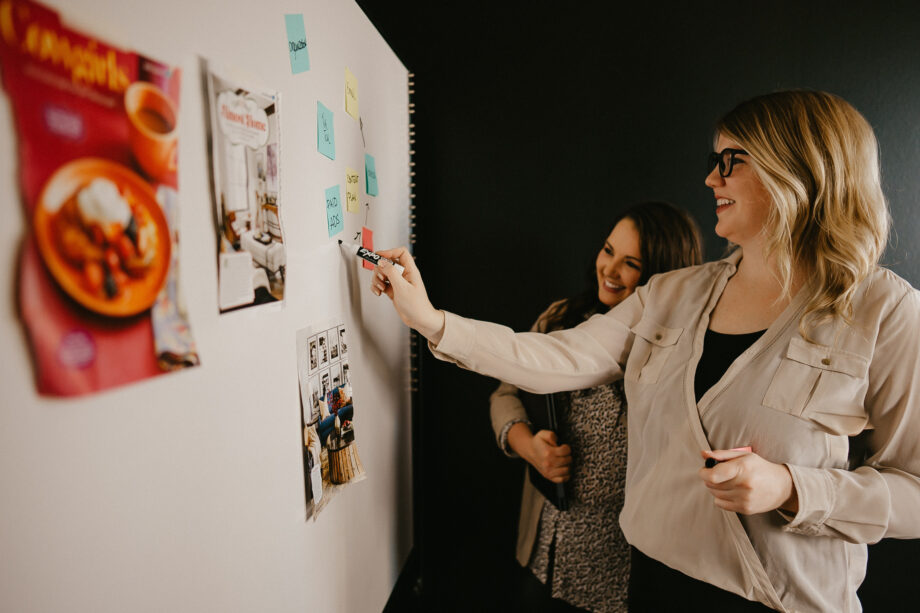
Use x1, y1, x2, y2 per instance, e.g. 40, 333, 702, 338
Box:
427, 311, 476, 362
498, 419, 531, 457
780, 464, 836, 536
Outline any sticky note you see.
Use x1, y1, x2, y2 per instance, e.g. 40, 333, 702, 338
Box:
361, 227, 374, 270
364, 153, 378, 196
285, 14, 310, 74
344, 67, 359, 120
345, 168, 360, 213
317, 101, 335, 160
325, 185, 343, 237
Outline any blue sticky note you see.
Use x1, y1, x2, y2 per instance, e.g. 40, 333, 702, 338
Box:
325, 185, 344, 237
364, 153, 379, 196
285, 14, 310, 74
317, 101, 335, 160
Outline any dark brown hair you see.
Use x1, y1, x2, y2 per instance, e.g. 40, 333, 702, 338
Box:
543, 201, 703, 331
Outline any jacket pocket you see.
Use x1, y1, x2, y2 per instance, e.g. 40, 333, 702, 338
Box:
626, 319, 683, 384
762, 337, 869, 435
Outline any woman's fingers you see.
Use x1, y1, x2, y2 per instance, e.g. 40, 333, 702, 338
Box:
377, 247, 418, 282
530, 430, 573, 481
698, 452, 796, 514
371, 273, 389, 297
368, 246, 444, 340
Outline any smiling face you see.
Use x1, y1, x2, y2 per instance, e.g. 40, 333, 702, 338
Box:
596, 217, 642, 308
705, 134, 773, 249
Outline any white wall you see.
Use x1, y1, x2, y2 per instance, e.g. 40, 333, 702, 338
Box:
0, 1, 413, 611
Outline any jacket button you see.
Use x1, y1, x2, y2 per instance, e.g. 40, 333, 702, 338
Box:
821, 358, 831, 365
655, 333, 662, 340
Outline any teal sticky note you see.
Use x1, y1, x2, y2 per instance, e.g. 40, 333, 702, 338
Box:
317, 101, 335, 160
325, 185, 344, 237
285, 14, 310, 74
364, 153, 379, 196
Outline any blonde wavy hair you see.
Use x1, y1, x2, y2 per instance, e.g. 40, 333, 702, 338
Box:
717, 90, 891, 332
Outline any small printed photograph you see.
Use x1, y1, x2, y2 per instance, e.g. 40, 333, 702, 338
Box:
329, 327, 340, 360
294, 321, 365, 522
319, 367, 332, 410
308, 338, 318, 373
331, 363, 342, 389
303, 424, 323, 510
339, 326, 348, 355
308, 374, 320, 424
318, 332, 329, 366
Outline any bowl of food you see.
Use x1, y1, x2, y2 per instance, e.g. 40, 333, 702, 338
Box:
33, 158, 172, 317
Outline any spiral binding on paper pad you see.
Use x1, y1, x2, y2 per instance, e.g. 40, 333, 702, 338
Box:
408, 72, 420, 395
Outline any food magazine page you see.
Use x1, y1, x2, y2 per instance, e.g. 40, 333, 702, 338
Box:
0, 0, 198, 396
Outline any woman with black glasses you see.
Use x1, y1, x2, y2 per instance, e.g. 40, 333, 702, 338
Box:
371, 90, 920, 612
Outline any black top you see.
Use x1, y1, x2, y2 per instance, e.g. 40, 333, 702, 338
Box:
694, 328, 766, 404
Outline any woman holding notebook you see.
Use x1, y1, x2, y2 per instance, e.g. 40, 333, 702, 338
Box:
489, 201, 701, 612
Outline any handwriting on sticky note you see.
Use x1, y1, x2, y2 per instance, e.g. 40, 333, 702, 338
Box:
317, 101, 335, 160
285, 14, 311, 74
364, 153, 378, 196
345, 168, 360, 213
344, 67, 359, 120
325, 185, 344, 237
361, 227, 374, 270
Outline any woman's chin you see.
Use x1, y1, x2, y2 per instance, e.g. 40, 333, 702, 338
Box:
598, 290, 625, 308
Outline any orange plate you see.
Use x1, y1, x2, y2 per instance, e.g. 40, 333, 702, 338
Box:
33, 158, 172, 317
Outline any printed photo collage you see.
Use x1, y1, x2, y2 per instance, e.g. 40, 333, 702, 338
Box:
297, 323, 364, 520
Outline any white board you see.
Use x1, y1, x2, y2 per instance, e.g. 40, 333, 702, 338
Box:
0, 0, 413, 611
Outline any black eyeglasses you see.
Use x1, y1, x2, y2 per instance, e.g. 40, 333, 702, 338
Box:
707, 148, 748, 178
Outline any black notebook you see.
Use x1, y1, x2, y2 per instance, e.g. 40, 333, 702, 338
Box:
518, 390, 569, 511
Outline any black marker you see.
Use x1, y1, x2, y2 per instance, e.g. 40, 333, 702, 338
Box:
704, 446, 752, 468
338, 240, 405, 274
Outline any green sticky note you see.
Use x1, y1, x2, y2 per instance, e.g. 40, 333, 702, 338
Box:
285, 14, 310, 74
317, 101, 335, 160
364, 153, 378, 196
325, 185, 344, 237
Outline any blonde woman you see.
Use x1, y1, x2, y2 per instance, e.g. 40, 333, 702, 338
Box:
371, 90, 920, 612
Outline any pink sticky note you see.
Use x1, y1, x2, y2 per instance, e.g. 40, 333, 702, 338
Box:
361, 227, 374, 270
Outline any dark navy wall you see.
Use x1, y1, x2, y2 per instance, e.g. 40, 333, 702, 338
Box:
359, 2, 920, 610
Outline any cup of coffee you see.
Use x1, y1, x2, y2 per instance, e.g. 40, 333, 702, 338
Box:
124, 82, 178, 182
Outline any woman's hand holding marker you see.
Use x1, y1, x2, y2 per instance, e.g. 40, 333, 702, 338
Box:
372, 246, 446, 342
699, 448, 798, 515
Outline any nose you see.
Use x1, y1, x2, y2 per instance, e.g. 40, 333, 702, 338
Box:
602, 257, 621, 279
705, 165, 724, 188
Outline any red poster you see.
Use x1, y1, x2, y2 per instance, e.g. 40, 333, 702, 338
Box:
0, 0, 198, 396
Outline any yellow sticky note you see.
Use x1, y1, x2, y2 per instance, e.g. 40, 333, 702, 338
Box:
344, 67, 359, 120
345, 168, 360, 212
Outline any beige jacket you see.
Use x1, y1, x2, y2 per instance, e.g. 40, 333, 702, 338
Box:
432, 251, 920, 613
488, 302, 559, 567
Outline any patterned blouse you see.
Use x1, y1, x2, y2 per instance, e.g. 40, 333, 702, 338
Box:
527, 380, 629, 612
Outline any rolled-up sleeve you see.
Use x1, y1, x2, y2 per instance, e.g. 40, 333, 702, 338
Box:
783, 288, 920, 543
